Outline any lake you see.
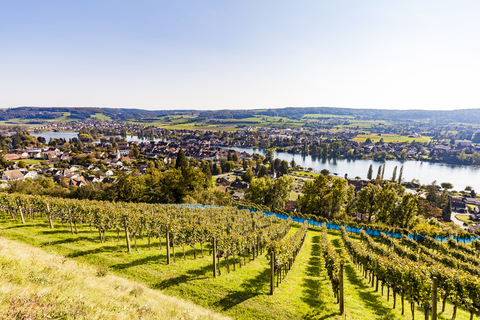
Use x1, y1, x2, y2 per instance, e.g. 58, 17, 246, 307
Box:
229, 146, 480, 192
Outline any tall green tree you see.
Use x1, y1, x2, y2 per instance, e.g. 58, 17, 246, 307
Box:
242, 167, 254, 183
376, 166, 382, 181
258, 165, 268, 178
299, 175, 349, 219
175, 148, 188, 171
357, 184, 381, 222
393, 193, 418, 228
246, 176, 293, 211
280, 160, 289, 175
391, 166, 397, 182
398, 165, 404, 184
264, 149, 274, 164
375, 182, 401, 223
367, 164, 373, 180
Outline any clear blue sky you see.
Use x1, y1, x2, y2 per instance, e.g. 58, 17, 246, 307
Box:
1, 1, 479, 110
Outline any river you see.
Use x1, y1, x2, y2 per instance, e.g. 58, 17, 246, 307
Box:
29, 132, 480, 191
229, 146, 480, 192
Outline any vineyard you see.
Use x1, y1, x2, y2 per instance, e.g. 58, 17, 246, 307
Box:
0, 193, 479, 319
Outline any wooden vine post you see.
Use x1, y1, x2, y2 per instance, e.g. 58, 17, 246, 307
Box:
213, 237, 217, 278
166, 226, 171, 265
124, 217, 131, 253
270, 251, 275, 295
339, 262, 344, 315
431, 277, 438, 320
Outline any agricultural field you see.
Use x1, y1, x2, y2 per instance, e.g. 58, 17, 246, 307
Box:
0, 193, 478, 320
302, 114, 355, 119
353, 134, 431, 143
90, 112, 113, 121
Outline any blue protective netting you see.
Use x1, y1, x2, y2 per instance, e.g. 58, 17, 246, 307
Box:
261, 211, 479, 243
161, 204, 479, 243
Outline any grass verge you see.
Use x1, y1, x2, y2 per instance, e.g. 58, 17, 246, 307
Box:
0, 235, 228, 320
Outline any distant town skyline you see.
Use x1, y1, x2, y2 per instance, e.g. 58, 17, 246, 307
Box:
1, 1, 480, 111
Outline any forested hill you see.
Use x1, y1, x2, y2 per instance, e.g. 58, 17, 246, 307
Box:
4, 106, 480, 124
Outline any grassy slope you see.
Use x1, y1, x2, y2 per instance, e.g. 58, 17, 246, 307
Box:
0, 216, 475, 319
0, 235, 229, 320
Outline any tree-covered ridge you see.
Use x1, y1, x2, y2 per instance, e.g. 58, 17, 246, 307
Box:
6, 106, 480, 124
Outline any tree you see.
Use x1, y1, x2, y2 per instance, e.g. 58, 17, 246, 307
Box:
442, 200, 452, 222
376, 166, 382, 181
471, 189, 476, 198
290, 158, 296, 169
381, 164, 385, 180
258, 165, 268, 178
302, 141, 309, 156
232, 153, 239, 162
420, 200, 442, 219
201, 162, 212, 188
367, 164, 373, 180
212, 163, 222, 175
398, 165, 404, 184
280, 160, 289, 175
426, 182, 439, 206
18, 160, 26, 168
320, 169, 330, 175
246, 176, 293, 211
175, 148, 188, 171
441, 182, 453, 190
256, 158, 263, 169
375, 182, 400, 224
391, 166, 397, 182
132, 147, 140, 158
357, 184, 381, 222
242, 168, 254, 183
299, 175, 349, 219
274, 158, 282, 172
269, 175, 294, 211
245, 177, 270, 206
264, 150, 274, 164
393, 193, 418, 228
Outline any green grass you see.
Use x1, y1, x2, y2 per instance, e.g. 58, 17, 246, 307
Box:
353, 134, 431, 143
0, 217, 475, 319
302, 114, 354, 119
0, 236, 227, 320
293, 170, 320, 178
90, 112, 112, 121
14, 159, 43, 164
455, 214, 474, 224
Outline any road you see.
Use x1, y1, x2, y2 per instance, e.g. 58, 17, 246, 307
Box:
451, 212, 468, 229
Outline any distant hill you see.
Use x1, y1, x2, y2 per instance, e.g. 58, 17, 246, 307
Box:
5, 106, 480, 124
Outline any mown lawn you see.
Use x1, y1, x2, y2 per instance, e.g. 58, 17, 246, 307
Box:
0, 216, 474, 319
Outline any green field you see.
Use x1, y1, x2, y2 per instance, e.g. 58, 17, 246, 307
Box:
455, 214, 474, 225
14, 159, 43, 164
90, 112, 113, 121
353, 134, 431, 143
302, 113, 354, 119
0, 216, 474, 320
